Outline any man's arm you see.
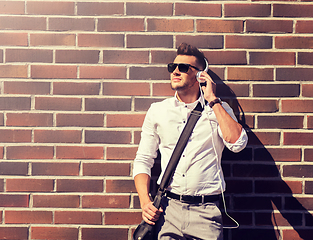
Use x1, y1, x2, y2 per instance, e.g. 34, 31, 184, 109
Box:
199, 71, 243, 144
134, 173, 163, 225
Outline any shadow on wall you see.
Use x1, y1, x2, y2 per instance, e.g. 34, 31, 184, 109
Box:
150, 69, 313, 240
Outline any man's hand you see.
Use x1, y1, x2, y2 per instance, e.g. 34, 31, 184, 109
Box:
197, 71, 217, 102
142, 201, 163, 225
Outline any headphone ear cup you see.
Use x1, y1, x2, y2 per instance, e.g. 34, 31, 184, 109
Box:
196, 71, 202, 82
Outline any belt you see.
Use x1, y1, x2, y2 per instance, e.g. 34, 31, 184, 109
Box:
165, 191, 220, 204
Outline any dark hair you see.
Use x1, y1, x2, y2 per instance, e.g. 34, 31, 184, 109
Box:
177, 43, 207, 70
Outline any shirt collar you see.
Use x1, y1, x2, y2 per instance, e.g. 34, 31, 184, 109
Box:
174, 85, 206, 109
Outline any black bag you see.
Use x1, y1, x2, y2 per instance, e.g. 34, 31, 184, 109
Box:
132, 102, 204, 240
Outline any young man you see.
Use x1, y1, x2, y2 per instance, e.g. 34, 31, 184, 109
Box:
133, 43, 248, 239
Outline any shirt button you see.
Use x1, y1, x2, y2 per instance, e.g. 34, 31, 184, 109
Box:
182, 174, 185, 177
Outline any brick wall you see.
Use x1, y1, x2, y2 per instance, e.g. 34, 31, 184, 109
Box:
0, 0, 312, 239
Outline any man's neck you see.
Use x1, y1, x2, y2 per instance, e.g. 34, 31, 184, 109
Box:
176, 91, 200, 104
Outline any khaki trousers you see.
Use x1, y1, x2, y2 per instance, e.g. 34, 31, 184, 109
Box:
155, 197, 223, 240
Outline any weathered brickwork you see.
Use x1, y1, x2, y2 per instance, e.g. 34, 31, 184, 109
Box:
0, 0, 312, 239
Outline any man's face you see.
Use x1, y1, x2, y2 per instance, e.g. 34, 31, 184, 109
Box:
170, 55, 200, 92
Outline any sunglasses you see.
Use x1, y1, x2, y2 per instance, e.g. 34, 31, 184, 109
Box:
167, 63, 200, 73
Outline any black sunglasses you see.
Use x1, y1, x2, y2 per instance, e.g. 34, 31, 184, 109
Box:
167, 63, 200, 73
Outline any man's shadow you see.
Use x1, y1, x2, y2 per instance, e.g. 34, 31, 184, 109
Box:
149, 69, 313, 240
210, 69, 313, 240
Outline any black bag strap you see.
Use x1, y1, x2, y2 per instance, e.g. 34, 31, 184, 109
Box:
158, 101, 204, 192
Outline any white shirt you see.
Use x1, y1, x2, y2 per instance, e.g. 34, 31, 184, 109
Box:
133, 93, 248, 196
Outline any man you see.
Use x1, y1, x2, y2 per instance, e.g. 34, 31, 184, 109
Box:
133, 43, 248, 239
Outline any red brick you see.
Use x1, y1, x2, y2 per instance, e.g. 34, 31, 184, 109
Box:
255, 180, 302, 194
250, 52, 295, 65
225, 35, 272, 49
56, 146, 103, 160
5, 211, 52, 224
238, 99, 278, 113
6, 179, 54, 192
53, 82, 100, 95
283, 229, 313, 240
4, 81, 50, 95
129, 66, 169, 80
0, 129, 31, 143
0, 97, 30, 110
107, 114, 145, 127
0, 162, 27, 176
77, 2, 123, 15
103, 82, 150, 96
147, 18, 193, 32
276, 36, 313, 49
49, 18, 94, 31
57, 179, 103, 192
175, 35, 223, 50
0, 227, 28, 240
308, 115, 313, 129
135, 98, 165, 111
296, 21, 313, 33
0, 65, 27, 78
83, 163, 130, 176
0, 194, 29, 207
153, 83, 176, 96
283, 165, 313, 178
31, 65, 77, 79
304, 149, 313, 161
35, 97, 81, 111
0, 33, 27, 46
85, 98, 131, 111
205, 50, 247, 65
34, 130, 81, 143
233, 163, 279, 177
299, 52, 313, 65
55, 50, 99, 64
33, 195, 80, 208
248, 132, 281, 146
0, 146, 3, 158
56, 113, 103, 127
104, 212, 142, 225
103, 50, 149, 64
85, 130, 131, 144
31, 227, 78, 240
82, 195, 130, 208
274, 4, 313, 17
254, 148, 301, 162
106, 180, 136, 193
255, 212, 302, 227
284, 132, 313, 146
55, 211, 102, 225
282, 100, 313, 113
246, 20, 293, 33
78, 34, 124, 47
218, 83, 250, 98
175, 3, 221, 17
6, 146, 53, 160
126, 2, 173, 16
27, 1, 74, 15
32, 162, 80, 176
127, 34, 173, 48
258, 116, 303, 129
227, 67, 273, 81
225, 4, 271, 17
83, 228, 129, 240
6, 113, 53, 127
106, 147, 138, 160
197, 20, 244, 33
277, 68, 313, 81
30, 33, 75, 46
0, 1, 24, 14
0, 16, 46, 30
253, 84, 300, 97
98, 18, 144, 32
79, 66, 126, 79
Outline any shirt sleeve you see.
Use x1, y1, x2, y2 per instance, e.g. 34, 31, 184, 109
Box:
133, 105, 160, 178
217, 102, 248, 153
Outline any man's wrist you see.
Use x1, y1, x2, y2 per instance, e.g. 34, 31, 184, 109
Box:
209, 98, 222, 108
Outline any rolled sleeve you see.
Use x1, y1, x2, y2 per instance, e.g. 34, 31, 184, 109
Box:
223, 128, 248, 153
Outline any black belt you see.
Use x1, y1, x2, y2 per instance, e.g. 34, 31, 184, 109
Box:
165, 191, 220, 204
